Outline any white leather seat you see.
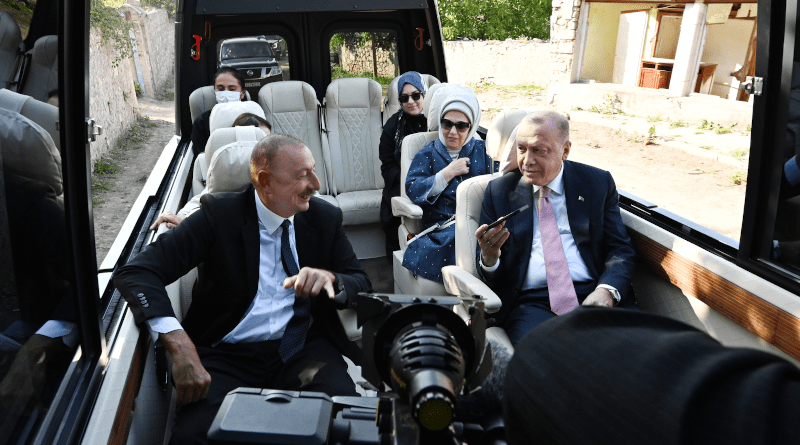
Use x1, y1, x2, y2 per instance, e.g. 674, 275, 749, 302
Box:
324, 77, 384, 226
18, 35, 58, 103
383, 73, 440, 124
0, 11, 23, 90
442, 175, 513, 353
188, 85, 252, 123
258, 81, 335, 201
0, 108, 62, 203
490, 109, 539, 173
0, 88, 60, 152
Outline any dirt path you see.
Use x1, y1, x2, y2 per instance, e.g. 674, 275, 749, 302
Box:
92, 86, 748, 263
93, 97, 176, 263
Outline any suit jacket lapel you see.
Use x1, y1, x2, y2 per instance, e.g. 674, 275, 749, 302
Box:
508, 173, 534, 287
563, 161, 594, 275
241, 189, 260, 299
294, 210, 318, 269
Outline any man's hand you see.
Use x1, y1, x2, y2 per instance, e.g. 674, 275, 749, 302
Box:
475, 221, 510, 267
442, 158, 470, 182
0, 334, 69, 415
581, 288, 614, 308
149, 211, 185, 230
160, 330, 211, 406
284, 267, 336, 298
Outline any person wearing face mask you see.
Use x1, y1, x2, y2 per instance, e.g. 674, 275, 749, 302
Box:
190, 67, 247, 157
401, 85, 493, 283
379, 72, 429, 260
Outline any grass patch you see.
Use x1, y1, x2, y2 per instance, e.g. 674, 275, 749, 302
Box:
471, 82, 546, 99
729, 172, 747, 186
167, 91, 175, 101
698, 119, 737, 134
94, 158, 119, 176
743, 124, 751, 136
700, 145, 713, 150
647, 116, 663, 123
669, 120, 688, 128
589, 94, 623, 115
729, 148, 749, 160
331, 66, 393, 96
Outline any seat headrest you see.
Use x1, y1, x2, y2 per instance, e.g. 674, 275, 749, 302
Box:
0, 108, 61, 195
205, 126, 266, 171
21, 35, 58, 102
206, 141, 258, 194
383, 74, 440, 123
188, 85, 253, 123
0, 12, 23, 90
424, 83, 450, 131
0, 89, 60, 152
258, 80, 318, 115
487, 109, 536, 162
326, 77, 383, 109
209, 101, 265, 133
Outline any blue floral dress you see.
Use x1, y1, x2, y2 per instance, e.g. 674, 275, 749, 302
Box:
402, 137, 493, 282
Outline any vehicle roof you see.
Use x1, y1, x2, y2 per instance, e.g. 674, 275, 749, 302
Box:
221, 37, 269, 44
194, 0, 427, 15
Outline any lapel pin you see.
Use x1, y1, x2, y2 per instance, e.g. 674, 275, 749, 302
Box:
578, 196, 584, 202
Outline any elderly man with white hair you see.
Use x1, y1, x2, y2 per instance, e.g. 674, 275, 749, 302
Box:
402, 85, 493, 283
475, 110, 636, 345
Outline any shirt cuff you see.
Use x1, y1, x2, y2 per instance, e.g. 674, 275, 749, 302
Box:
427, 171, 449, 198
36, 320, 79, 348
148, 317, 184, 343
480, 255, 500, 272
596, 284, 621, 305
785, 156, 800, 187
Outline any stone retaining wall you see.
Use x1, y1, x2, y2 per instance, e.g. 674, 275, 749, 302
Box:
339, 44, 399, 78
443, 39, 551, 87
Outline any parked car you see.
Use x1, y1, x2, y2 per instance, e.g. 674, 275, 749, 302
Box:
218, 36, 283, 98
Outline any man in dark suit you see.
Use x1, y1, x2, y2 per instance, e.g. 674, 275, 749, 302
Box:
114, 134, 370, 444
476, 110, 635, 344
504, 308, 800, 445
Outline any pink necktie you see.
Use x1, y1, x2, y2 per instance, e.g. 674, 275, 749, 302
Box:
538, 187, 579, 315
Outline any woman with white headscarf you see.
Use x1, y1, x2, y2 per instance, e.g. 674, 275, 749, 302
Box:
402, 85, 493, 283
379, 71, 429, 259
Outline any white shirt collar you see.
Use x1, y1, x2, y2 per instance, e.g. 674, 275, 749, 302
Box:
532, 163, 565, 196
254, 189, 294, 235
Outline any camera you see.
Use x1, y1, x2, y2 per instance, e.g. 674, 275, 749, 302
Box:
208, 293, 502, 445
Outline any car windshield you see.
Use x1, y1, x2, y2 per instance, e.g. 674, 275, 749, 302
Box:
220, 41, 274, 60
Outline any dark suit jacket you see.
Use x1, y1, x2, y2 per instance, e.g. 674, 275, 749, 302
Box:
504, 308, 800, 445
114, 187, 371, 362
478, 161, 635, 321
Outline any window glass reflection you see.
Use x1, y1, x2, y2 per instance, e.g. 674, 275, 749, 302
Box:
217, 35, 289, 100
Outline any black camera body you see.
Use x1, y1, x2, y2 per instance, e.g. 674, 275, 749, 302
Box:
208, 293, 498, 445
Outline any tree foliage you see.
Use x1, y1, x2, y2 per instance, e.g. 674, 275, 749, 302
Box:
438, 0, 551, 41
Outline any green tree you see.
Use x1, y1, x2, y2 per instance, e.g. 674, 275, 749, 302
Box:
438, 0, 550, 41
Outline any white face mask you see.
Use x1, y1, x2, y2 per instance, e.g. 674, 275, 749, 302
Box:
215, 90, 242, 103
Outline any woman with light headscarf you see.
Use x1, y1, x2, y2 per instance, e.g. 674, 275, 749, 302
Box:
402, 85, 493, 282
379, 71, 429, 259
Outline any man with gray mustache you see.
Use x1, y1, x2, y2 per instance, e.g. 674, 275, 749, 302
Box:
115, 134, 370, 444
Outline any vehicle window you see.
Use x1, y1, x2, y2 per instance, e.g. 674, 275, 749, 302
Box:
766, 40, 800, 273
576, 3, 756, 244
217, 34, 289, 99
329, 31, 398, 97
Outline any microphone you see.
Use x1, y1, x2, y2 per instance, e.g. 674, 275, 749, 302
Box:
456, 339, 512, 427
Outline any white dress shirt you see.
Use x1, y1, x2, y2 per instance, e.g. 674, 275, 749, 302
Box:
148, 189, 299, 342
481, 165, 619, 302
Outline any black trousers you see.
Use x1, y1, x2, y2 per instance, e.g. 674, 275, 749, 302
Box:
169, 332, 358, 445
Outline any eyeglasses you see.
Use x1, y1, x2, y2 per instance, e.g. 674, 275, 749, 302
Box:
441, 118, 471, 133
399, 92, 423, 103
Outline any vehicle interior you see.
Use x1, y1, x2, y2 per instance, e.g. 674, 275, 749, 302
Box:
0, 0, 799, 444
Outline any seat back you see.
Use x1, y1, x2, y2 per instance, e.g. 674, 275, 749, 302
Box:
0, 108, 62, 198
454, 175, 496, 276
206, 140, 259, 194
0, 89, 60, 152
383, 74, 440, 124
205, 126, 266, 171
208, 101, 265, 133
188, 85, 252, 123
423, 82, 449, 132
258, 81, 332, 195
324, 77, 384, 194
18, 35, 57, 102
0, 11, 23, 89
486, 109, 535, 162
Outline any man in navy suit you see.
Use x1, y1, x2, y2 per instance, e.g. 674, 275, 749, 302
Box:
476, 110, 635, 344
114, 134, 369, 444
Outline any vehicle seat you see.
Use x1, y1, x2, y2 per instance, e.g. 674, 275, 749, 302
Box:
442, 174, 513, 353
18, 35, 58, 103
0, 108, 62, 203
0, 88, 60, 152
257, 81, 335, 201
383, 73, 440, 124
188, 85, 252, 123
0, 11, 23, 90
488, 108, 538, 173
324, 77, 384, 225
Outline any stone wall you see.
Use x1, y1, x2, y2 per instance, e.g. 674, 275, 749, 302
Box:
339, 44, 399, 78
121, 5, 174, 97
550, 0, 581, 85
89, 26, 139, 167
444, 39, 551, 86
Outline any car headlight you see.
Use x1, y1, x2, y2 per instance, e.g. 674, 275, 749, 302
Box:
268, 66, 282, 77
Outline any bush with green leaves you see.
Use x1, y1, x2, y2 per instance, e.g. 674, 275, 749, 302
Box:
91, 0, 132, 67
438, 0, 550, 41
